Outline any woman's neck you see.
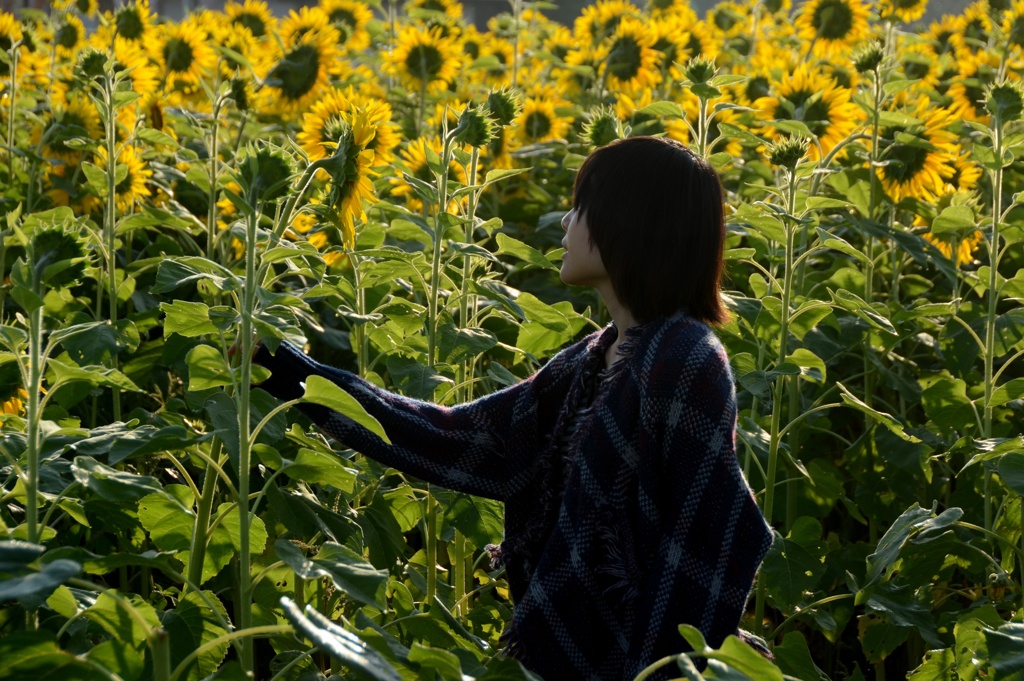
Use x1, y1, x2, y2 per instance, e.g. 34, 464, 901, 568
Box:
597, 284, 637, 368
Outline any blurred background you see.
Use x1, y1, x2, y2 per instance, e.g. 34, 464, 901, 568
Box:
2, 0, 975, 27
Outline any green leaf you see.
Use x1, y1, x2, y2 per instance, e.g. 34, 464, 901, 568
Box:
84, 639, 145, 681
859, 616, 910, 663
302, 375, 391, 444
838, 383, 920, 443
137, 490, 193, 554
762, 536, 823, 606
862, 504, 963, 590
161, 300, 219, 338
85, 591, 162, 650
732, 203, 786, 243
81, 162, 107, 194
635, 100, 685, 117
708, 635, 785, 681
806, 197, 855, 211
774, 631, 827, 681
919, 375, 976, 433
280, 596, 402, 681
72, 456, 164, 502
186, 344, 232, 391
151, 257, 240, 294
438, 324, 498, 364
266, 483, 360, 546
998, 453, 1024, 496
135, 127, 178, 148
907, 647, 956, 681
49, 358, 142, 392
163, 591, 230, 681
986, 623, 1024, 676
0, 557, 81, 610
408, 643, 464, 681
276, 539, 388, 609
0, 632, 113, 681
0, 540, 46, 570
991, 378, 1024, 408
828, 288, 897, 335
495, 233, 558, 271
285, 448, 357, 492
931, 205, 977, 235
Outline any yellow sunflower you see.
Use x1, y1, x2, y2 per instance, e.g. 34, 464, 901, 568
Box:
916, 191, 984, 267
877, 0, 929, 23
57, 0, 99, 19
647, 0, 699, 21
478, 35, 516, 88
94, 144, 153, 213
678, 19, 720, 64
278, 6, 336, 50
753, 64, 863, 161
34, 94, 102, 165
224, 0, 276, 40
406, 0, 464, 21
946, 147, 983, 193
514, 91, 573, 144
1004, 0, 1024, 55
385, 24, 462, 95
1, 388, 27, 417
389, 136, 468, 213
597, 16, 661, 94
320, 109, 378, 248
46, 163, 103, 215
948, 57, 996, 122
542, 25, 577, 65
1, 13, 24, 88
261, 23, 340, 115
53, 14, 86, 61
560, 44, 603, 95
794, 0, 870, 60
952, 1, 993, 56
898, 41, 943, 91
875, 96, 957, 204
574, 0, 643, 44
320, 0, 373, 52
156, 19, 216, 90
110, 0, 154, 44
706, 1, 751, 39
923, 14, 959, 57
651, 12, 696, 85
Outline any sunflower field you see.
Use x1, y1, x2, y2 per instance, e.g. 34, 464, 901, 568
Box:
1, 0, 1023, 677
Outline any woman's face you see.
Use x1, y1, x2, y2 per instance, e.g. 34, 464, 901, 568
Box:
560, 206, 608, 288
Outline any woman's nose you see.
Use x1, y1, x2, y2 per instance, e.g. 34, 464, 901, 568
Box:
561, 210, 570, 231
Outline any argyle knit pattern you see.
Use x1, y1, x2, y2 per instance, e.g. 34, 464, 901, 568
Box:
254, 313, 773, 680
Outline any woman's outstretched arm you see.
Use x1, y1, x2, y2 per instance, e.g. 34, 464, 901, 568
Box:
254, 341, 542, 502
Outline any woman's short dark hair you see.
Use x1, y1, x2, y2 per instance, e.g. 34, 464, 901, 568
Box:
572, 136, 728, 326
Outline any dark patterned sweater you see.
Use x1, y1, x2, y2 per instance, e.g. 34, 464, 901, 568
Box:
254, 313, 773, 680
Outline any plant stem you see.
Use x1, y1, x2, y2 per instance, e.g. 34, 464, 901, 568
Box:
235, 206, 259, 674
982, 123, 1003, 535
103, 77, 121, 422
151, 627, 172, 681
427, 131, 453, 368
187, 440, 224, 590
207, 94, 222, 261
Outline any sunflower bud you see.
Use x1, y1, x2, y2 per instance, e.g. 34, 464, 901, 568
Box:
485, 88, 522, 127
239, 146, 295, 205
852, 42, 884, 73
582, 106, 622, 149
454, 105, 497, 148
767, 134, 809, 169
229, 76, 250, 112
986, 81, 1024, 125
684, 56, 717, 85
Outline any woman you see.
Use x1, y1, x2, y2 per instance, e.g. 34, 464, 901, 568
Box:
253, 136, 773, 679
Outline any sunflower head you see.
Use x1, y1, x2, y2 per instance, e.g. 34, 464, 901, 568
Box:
767, 134, 809, 169
684, 55, 717, 85
582, 106, 624, 149
454, 105, 497, 148
485, 88, 523, 127
238, 146, 295, 206
852, 41, 884, 73
986, 81, 1024, 125
114, 1, 151, 42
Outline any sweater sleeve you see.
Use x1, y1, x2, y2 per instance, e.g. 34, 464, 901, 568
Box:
625, 328, 773, 674
253, 341, 538, 502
